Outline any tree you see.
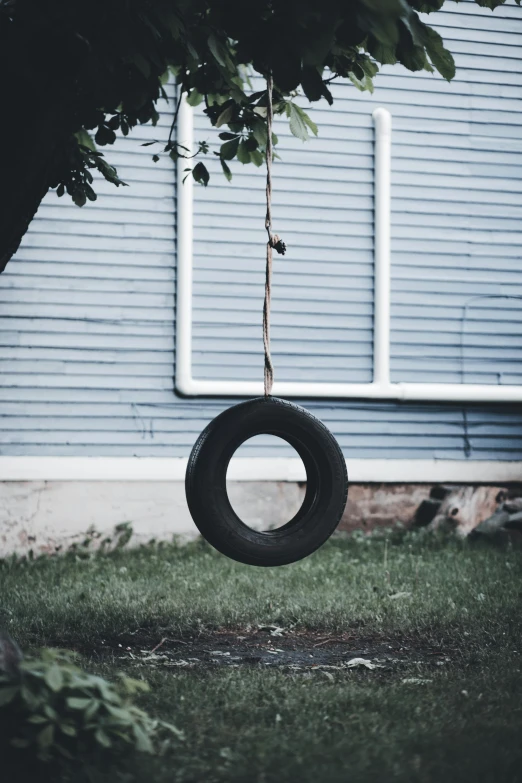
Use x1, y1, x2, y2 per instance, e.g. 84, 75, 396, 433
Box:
0, 0, 518, 273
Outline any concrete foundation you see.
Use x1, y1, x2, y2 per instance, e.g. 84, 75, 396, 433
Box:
0, 480, 436, 557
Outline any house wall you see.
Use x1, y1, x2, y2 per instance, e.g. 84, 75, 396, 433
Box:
1, 0, 522, 471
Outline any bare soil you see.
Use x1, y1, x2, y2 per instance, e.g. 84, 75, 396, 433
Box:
83, 627, 456, 672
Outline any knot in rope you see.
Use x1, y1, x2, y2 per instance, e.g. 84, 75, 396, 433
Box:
268, 234, 286, 256
263, 72, 285, 396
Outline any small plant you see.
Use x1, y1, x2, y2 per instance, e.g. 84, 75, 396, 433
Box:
0, 648, 182, 765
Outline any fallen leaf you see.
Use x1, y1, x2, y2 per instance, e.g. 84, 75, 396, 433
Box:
345, 658, 383, 670
257, 625, 286, 637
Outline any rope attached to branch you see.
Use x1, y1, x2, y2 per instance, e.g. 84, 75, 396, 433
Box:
263, 73, 286, 396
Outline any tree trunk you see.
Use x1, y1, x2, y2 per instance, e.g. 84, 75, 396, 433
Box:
0, 82, 65, 272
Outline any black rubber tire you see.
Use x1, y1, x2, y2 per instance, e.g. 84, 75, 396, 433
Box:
185, 397, 348, 567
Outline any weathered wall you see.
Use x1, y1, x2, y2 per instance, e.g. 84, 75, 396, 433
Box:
3, 476, 520, 557
0, 478, 503, 558
0, 481, 307, 557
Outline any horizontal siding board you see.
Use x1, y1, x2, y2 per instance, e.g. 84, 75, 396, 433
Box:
3, 263, 176, 282
0, 400, 511, 422
14, 247, 175, 266
1, 375, 176, 391
0, 417, 481, 435
0, 348, 174, 363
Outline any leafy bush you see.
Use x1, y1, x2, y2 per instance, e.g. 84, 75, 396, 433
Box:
0, 649, 182, 766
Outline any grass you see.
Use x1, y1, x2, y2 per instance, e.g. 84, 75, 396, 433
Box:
1, 529, 522, 782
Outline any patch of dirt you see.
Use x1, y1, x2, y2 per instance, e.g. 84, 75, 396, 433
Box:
85, 627, 456, 673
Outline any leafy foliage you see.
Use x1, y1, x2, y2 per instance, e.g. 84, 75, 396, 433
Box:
0, 0, 519, 270
0, 648, 182, 766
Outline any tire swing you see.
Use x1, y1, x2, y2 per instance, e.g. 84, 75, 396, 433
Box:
185, 76, 348, 567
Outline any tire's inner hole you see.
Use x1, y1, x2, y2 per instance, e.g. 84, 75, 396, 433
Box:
226, 434, 306, 531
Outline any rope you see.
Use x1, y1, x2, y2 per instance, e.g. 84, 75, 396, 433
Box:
263, 73, 286, 396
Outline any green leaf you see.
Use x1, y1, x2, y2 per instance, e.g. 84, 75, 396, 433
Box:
192, 162, 209, 186
237, 140, 251, 164
220, 137, 240, 161
220, 158, 232, 182
186, 89, 203, 107
28, 714, 49, 724
95, 125, 116, 147
95, 158, 127, 187
207, 33, 227, 67
474, 0, 508, 7
84, 699, 100, 720
106, 704, 133, 723
249, 149, 264, 167
359, 57, 379, 80
0, 686, 19, 706
216, 104, 234, 128
301, 66, 324, 102
72, 189, 87, 208
160, 720, 185, 740
218, 132, 238, 141
303, 112, 319, 137
287, 103, 307, 141
397, 20, 432, 73
93, 676, 120, 702
346, 58, 374, 92
133, 724, 154, 754
85, 184, 97, 202
251, 119, 267, 148
321, 83, 334, 105
56, 184, 65, 198
38, 724, 55, 749
408, 0, 445, 10
419, 23, 456, 80
287, 103, 318, 141
368, 35, 397, 66
74, 129, 96, 152
95, 728, 112, 748
44, 703, 58, 720
66, 697, 92, 710
348, 69, 374, 94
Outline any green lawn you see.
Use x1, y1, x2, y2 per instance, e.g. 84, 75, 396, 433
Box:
1, 530, 521, 783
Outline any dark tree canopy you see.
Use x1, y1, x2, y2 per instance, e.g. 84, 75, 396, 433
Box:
0, 0, 518, 272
